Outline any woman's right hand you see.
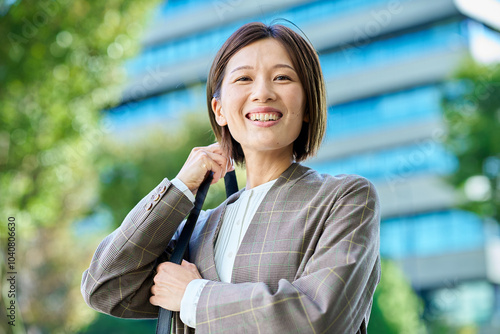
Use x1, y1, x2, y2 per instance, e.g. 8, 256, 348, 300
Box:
175, 143, 234, 195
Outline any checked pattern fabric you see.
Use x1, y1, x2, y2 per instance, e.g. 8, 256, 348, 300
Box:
81, 163, 381, 333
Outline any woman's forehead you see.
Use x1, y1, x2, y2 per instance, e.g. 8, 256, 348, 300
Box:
226, 38, 294, 71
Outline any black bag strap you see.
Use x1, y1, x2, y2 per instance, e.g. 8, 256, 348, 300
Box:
156, 170, 238, 334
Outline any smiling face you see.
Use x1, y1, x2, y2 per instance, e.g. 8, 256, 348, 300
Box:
211, 38, 307, 161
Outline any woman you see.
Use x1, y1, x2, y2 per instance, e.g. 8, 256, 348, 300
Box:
82, 22, 381, 333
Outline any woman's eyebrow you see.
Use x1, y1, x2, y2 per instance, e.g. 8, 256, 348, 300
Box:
230, 65, 253, 74
230, 64, 295, 73
273, 64, 295, 72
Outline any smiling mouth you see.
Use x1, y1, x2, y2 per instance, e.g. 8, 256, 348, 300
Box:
246, 113, 283, 122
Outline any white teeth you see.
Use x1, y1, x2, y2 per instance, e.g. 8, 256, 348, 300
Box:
249, 113, 280, 121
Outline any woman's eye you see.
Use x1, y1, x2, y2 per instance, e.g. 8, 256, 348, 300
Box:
275, 75, 292, 81
236, 76, 251, 82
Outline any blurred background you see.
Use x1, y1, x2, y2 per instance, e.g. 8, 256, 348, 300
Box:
1, 0, 500, 333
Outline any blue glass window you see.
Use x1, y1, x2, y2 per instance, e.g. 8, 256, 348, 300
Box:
320, 20, 468, 78
104, 85, 206, 130
326, 85, 445, 140
380, 210, 484, 258
126, 0, 413, 76
308, 142, 458, 181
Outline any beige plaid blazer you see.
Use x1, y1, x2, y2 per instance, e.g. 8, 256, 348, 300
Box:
82, 163, 381, 333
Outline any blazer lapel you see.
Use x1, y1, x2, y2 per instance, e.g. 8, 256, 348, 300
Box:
231, 163, 307, 284
193, 163, 309, 284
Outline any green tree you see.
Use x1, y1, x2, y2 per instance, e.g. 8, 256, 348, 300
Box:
0, 1, 160, 332
441, 59, 500, 224
368, 259, 426, 334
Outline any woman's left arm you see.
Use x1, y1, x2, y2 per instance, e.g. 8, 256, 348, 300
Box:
194, 176, 381, 334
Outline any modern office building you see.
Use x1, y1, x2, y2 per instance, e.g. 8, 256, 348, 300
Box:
105, 0, 500, 330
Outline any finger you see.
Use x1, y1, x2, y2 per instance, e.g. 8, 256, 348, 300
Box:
207, 142, 222, 151
181, 259, 195, 268
193, 144, 228, 166
202, 143, 223, 157
150, 295, 158, 306
150, 284, 161, 297
153, 273, 161, 284
226, 157, 235, 173
207, 143, 233, 162
156, 261, 172, 273
200, 151, 229, 182
192, 145, 229, 174
199, 150, 227, 166
177, 144, 231, 192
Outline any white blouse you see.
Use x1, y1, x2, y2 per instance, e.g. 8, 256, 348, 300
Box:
170, 177, 277, 328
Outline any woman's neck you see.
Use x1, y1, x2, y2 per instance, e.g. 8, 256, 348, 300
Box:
243, 149, 294, 190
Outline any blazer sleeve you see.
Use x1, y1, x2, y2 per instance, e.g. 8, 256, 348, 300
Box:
195, 175, 381, 334
81, 178, 194, 319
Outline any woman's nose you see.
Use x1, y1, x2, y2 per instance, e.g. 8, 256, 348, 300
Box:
251, 78, 276, 102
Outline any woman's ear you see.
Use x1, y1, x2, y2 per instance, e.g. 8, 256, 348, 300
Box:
212, 97, 227, 126
303, 111, 309, 123
302, 104, 309, 123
